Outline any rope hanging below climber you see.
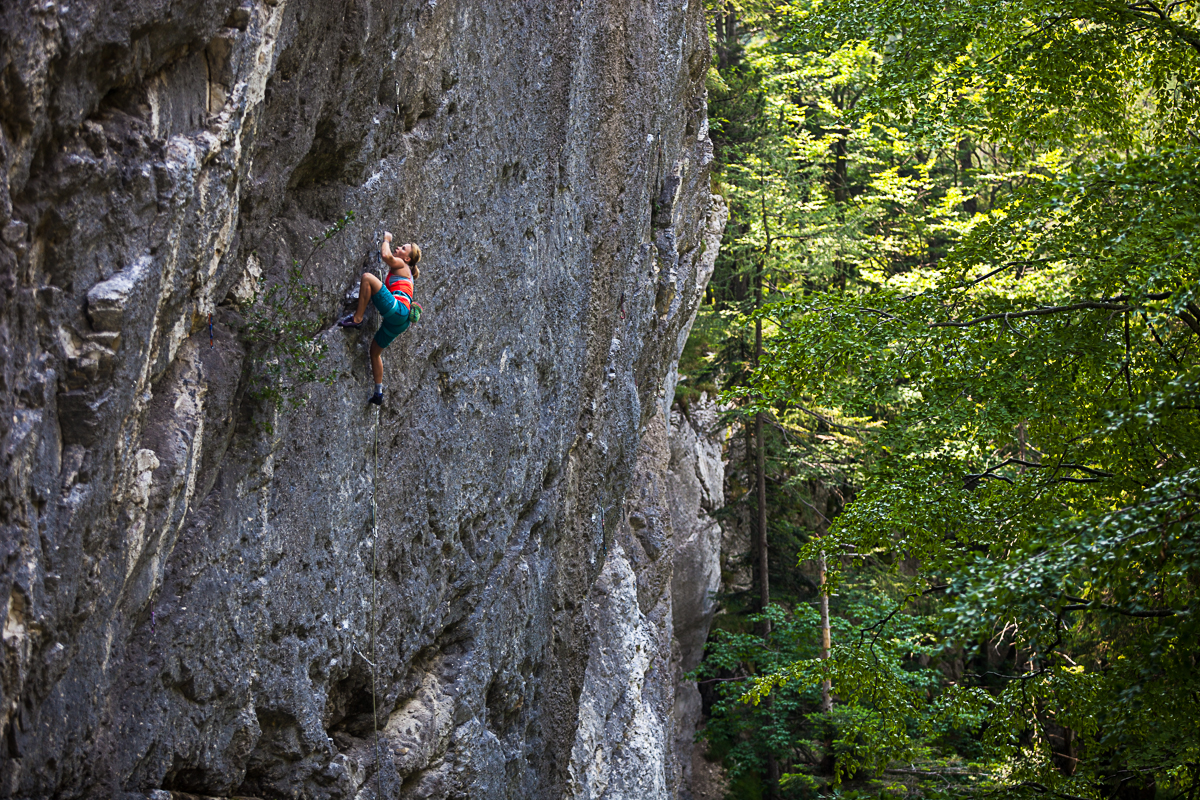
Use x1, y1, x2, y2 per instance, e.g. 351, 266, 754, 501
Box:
370, 404, 383, 797
352, 229, 424, 796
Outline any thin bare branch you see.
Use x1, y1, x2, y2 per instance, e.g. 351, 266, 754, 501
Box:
1062, 594, 1180, 617
932, 293, 1172, 327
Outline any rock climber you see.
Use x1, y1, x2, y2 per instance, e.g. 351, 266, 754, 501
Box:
338, 232, 422, 405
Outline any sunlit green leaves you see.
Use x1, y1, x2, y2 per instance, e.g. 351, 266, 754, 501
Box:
726, 2, 1200, 795
793, 0, 1200, 151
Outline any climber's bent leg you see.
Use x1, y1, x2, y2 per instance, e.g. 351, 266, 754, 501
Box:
354, 273, 383, 324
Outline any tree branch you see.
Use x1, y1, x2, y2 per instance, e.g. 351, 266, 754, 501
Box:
1094, 0, 1200, 56
853, 305, 898, 319
1142, 312, 1182, 364
1180, 304, 1200, 337
1061, 594, 1180, 617
932, 294, 1172, 328
964, 257, 1069, 287
963, 457, 1113, 489
786, 403, 871, 434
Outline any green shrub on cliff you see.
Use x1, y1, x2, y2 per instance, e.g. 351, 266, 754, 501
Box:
244, 209, 356, 415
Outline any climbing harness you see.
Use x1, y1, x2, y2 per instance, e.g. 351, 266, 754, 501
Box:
370, 406, 383, 796
208, 313, 214, 348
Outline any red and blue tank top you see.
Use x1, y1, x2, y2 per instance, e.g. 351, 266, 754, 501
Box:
385, 272, 413, 310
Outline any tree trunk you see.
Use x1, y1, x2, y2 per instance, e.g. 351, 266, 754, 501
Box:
755, 411, 768, 615
715, 8, 737, 71
830, 131, 848, 289
958, 138, 977, 216
818, 548, 832, 713
832, 134, 848, 205
755, 274, 769, 633
755, 161, 773, 633
755, 131, 777, 800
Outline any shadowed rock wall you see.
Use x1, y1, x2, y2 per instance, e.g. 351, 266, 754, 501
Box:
0, 0, 723, 798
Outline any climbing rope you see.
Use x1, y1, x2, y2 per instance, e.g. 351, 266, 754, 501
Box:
365, 245, 406, 795
370, 405, 382, 797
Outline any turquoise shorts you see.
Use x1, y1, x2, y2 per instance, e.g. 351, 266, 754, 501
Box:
371, 287, 411, 348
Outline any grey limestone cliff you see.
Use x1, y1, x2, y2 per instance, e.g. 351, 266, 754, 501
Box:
0, 0, 725, 798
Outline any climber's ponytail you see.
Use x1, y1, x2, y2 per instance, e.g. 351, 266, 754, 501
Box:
409, 243, 422, 279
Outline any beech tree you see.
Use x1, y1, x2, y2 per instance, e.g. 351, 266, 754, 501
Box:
737, 1, 1200, 797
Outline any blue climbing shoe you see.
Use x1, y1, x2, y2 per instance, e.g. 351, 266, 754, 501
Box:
369, 391, 383, 406
338, 314, 363, 328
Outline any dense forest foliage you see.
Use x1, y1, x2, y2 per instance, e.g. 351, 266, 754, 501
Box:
684, 2, 1200, 798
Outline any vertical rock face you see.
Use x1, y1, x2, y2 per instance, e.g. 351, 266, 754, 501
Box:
666, 399, 725, 799
566, 246, 726, 800
0, 1, 723, 799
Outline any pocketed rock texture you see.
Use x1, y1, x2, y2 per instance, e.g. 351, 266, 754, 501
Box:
0, 1, 725, 798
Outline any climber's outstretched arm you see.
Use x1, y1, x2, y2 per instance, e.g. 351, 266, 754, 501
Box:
381, 232, 406, 270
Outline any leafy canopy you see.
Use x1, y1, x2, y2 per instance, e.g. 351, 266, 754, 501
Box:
716, 0, 1200, 795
